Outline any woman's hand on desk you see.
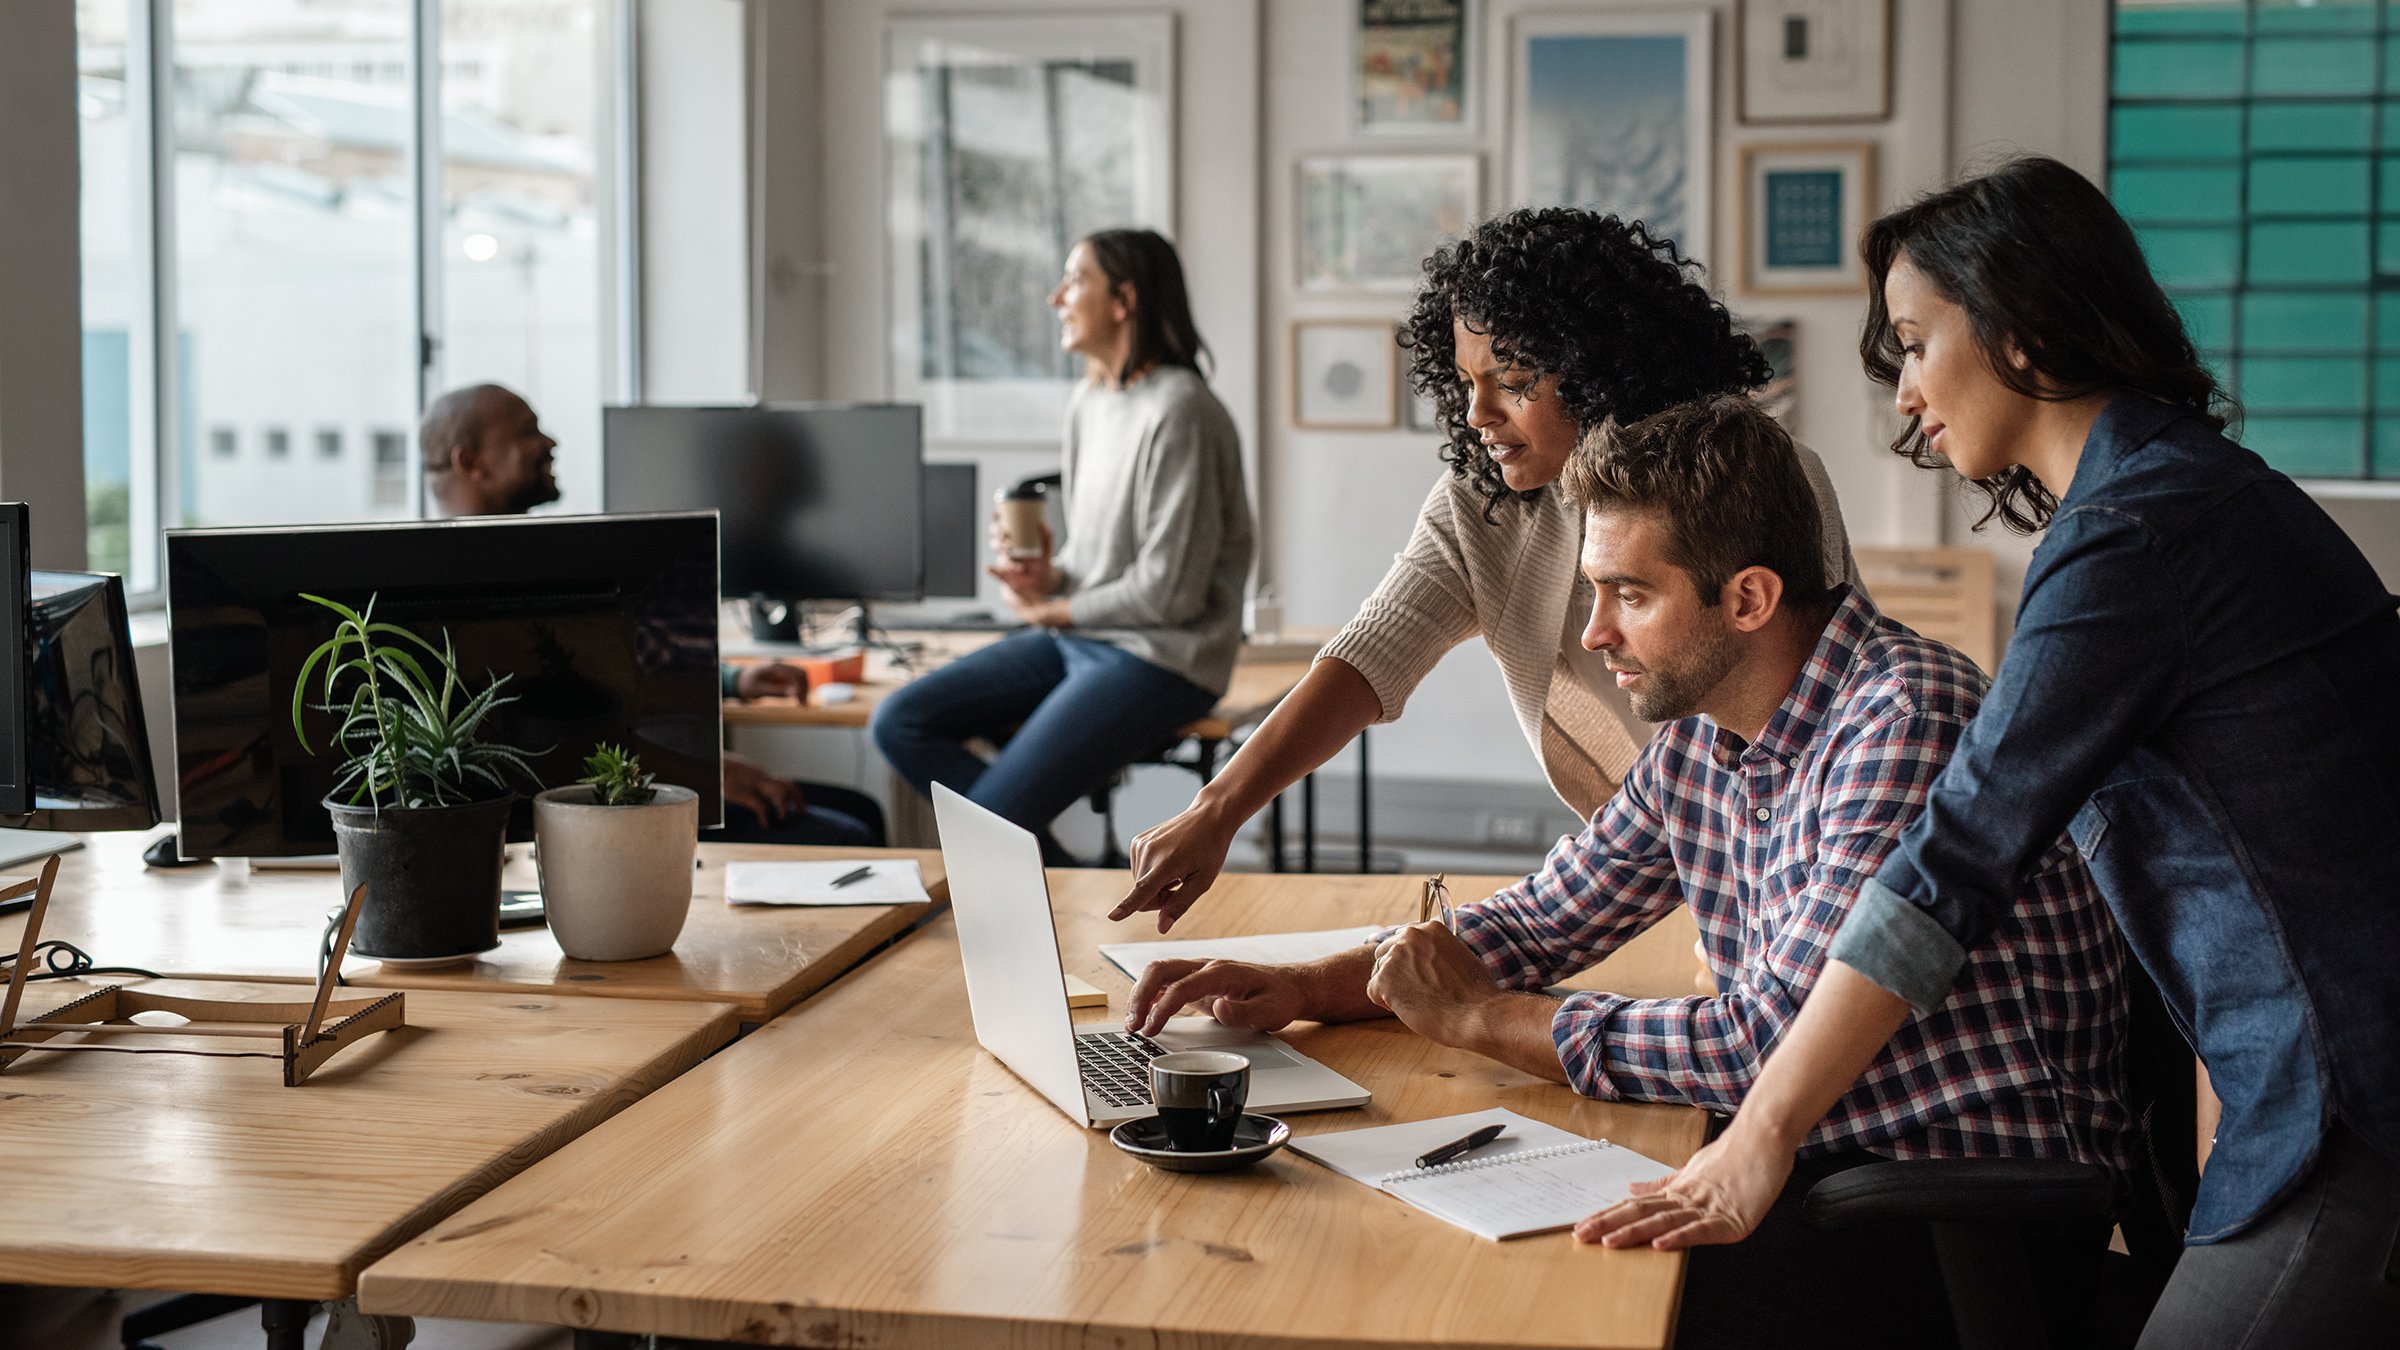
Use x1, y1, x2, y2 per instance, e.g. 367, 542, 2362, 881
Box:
1113, 800, 1240, 930
736, 662, 807, 702
1572, 1120, 1792, 1251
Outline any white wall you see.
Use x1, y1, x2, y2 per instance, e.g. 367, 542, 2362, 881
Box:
0, 2, 92, 569
638, 0, 751, 403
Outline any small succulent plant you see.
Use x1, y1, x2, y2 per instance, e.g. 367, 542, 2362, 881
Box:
578, 742, 657, 807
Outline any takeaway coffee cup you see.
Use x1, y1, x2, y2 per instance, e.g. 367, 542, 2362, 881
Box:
997, 483, 1048, 559
1149, 1050, 1250, 1151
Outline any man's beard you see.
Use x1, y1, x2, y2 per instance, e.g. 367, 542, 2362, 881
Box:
505, 471, 562, 514
1613, 625, 1740, 723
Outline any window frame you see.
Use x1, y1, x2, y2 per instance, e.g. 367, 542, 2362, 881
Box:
91, 0, 639, 605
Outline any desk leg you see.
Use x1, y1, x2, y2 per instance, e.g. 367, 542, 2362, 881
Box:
1266, 793, 1285, 872
260, 1299, 312, 1350
1302, 773, 1317, 873
1357, 728, 1371, 874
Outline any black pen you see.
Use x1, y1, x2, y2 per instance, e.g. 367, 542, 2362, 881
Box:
1415, 1123, 1506, 1169
827, 864, 874, 889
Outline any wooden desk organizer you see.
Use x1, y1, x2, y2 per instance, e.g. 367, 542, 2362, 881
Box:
0, 856, 406, 1086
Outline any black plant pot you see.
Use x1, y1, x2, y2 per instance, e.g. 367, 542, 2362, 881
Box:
326, 795, 514, 962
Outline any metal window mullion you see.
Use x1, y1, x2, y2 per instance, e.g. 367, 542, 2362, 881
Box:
142, 0, 179, 584
413, 0, 444, 518
610, 0, 640, 405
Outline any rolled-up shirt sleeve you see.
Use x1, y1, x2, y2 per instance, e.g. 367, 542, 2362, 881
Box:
1832, 507, 2187, 1012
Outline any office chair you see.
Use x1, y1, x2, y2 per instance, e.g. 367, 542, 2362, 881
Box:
1801, 962, 2197, 1350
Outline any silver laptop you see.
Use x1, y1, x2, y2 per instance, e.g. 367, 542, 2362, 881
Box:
933, 783, 1371, 1128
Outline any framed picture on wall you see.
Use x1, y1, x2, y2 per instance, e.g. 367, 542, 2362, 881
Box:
1508, 10, 1714, 264
1355, 0, 1475, 136
1738, 0, 1893, 124
1297, 153, 1480, 292
885, 15, 1176, 444
1292, 321, 1400, 429
1740, 142, 1874, 295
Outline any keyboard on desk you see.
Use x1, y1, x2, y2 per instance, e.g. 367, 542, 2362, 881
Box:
1074, 1028, 1166, 1108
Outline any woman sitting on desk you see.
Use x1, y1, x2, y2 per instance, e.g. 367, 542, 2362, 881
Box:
871, 229, 1253, 865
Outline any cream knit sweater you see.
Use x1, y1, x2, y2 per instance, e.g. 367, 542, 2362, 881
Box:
1318, 444, 1857, 820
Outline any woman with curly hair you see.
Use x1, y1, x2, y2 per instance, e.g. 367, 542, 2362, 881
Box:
1112, 207, 1857, 927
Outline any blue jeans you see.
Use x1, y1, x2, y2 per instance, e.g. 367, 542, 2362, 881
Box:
870, 631, 1219, 865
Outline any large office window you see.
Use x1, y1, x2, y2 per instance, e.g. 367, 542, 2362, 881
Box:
2111, 0, 2400, 481
77, 0, 625, 593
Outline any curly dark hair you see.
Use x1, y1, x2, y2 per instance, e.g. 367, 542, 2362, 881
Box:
1400, 208, 1770, 519
1861, 156, 2235, 534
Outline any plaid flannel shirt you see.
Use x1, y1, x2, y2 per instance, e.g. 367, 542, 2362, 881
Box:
1454, 588, 2133, 1170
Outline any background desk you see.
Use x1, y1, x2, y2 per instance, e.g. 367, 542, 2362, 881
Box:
0, 838, 946, 1025
730, 630, 1373, 869
0, 978, 733, 1303
360, 871, 1710, 1350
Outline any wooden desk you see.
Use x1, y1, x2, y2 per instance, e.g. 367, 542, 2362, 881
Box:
0, 836, 946, 1025
0, 978, 734, 1301
359, 871, 1710, 1349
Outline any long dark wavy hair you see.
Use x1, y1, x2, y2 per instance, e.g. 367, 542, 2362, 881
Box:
1860, 155, 2236, 533
1401, 208, 1768, 519
1080, 227, 1210, 385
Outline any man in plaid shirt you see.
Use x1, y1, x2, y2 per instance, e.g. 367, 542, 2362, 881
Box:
1127, 395, 2130, 1348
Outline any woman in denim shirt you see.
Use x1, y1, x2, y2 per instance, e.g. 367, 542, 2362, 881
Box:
1581, 156, 2400, 1346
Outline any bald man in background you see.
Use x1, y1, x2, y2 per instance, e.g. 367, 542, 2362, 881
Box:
420, 384, 884, 846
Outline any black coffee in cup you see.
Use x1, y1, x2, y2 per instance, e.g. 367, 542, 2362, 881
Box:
1149, 1049, 1250, 1151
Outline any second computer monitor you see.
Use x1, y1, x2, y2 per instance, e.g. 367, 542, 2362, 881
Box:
603, 404, 924, 603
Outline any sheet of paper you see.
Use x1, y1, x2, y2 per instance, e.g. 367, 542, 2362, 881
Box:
1099, 925, 1386, 982
1286, 1108, 1585, 1184
1392, 1143, 1675, 1241
724, 859, 930, 906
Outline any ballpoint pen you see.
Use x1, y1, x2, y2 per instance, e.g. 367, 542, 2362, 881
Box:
827, 864, 875, 889
1415, 1123, 1506, 1169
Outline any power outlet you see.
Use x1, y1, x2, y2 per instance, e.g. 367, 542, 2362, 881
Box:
1481, 812, 1543, 847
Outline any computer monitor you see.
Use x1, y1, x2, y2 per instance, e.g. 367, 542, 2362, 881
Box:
602, 404, 925, 605
0, 505, 28, 818
923, 462, 979, 600
165, 512, 723, 860
22, 569, 161, 831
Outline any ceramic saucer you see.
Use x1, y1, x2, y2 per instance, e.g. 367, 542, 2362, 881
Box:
353, 942, 498, 971
1109, 1113, 1290, 1173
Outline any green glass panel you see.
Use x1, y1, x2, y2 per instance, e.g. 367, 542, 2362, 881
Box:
2256, 0, 2378, 33
2383, 157, 2400, 214
2249, 102, 2373, 153
2244, 415, 2366, 477
2116, 165, 2245, 220
2382, 102, 2400, 144
2239, 355, 2367, 409
2376, 358, 2400, 405
2241, 292, 2368, 349
2377, 297, 2400, 350
2381, 221, 2400, 274
2137, 226, 2244, 285
2113, 104, 2245, 159
2175, 293, 2237, 350
2371, 418, 2400, 477
2388, 37, 2400, 92
2114, 4, 2247, 36
2202, 350, 2235, 389
2255, 39, 2378, 96
2114, 39, 2246, 96
2248, 221, 2372, 282
2248, 156, 2371, 215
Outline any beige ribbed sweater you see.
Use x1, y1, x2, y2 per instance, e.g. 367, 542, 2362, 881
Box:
1319, 444, 1858, 820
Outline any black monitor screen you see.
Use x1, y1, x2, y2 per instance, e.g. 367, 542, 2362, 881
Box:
0, 505, 26, 817
26, 570, 160, 831
166, 512, 722, 859
922, 463, 978, 600
603, 404, 923, 602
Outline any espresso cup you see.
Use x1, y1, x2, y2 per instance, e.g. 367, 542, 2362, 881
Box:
997, 487, 1047, 559
1149, 1050, 1250, 1152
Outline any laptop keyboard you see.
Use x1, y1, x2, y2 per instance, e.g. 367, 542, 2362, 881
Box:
1074, 1029, 1167, 1108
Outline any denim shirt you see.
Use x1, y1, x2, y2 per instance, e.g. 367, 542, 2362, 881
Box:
1831, 393, 2400, 1242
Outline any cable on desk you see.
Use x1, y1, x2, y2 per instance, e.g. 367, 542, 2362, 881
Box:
0, 938, 162, 982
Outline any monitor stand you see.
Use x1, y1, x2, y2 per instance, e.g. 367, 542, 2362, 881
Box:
141, 826, 210, 870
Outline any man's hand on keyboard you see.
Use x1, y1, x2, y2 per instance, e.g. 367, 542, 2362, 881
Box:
1126, 959, 1308, 1038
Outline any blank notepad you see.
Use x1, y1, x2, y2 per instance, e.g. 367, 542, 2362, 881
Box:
1290, 1108, 1675, 1241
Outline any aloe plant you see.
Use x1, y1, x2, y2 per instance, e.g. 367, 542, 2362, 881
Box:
289, 592, 540, 810
578, 742, 657, 807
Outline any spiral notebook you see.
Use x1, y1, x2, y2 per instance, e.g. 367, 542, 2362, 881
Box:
1288, 1108, 1675, 1241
